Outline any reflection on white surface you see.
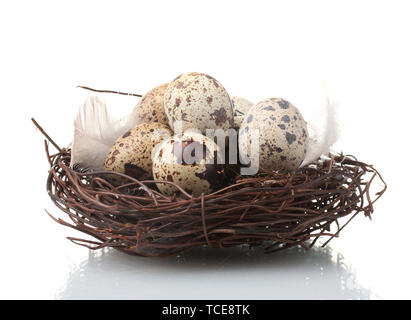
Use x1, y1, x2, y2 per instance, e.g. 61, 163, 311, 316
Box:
57, 245, 374, 300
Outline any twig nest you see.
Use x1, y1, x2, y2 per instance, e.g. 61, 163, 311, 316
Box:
104, 122, 172, 181
164, 72, 234, 133
131, 83, 169, 125
239, 98, 308, 172
152, 130, 225, 197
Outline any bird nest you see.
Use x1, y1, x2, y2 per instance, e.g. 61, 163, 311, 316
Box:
36, 117, 386, 258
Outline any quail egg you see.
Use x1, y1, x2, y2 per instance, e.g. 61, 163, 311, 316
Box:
239, 98, 308, 172
152, 131, 225, 197
131, 83, 169, 125
164, 72, 234, 133
231, 96, 253, 129
104, 122, 172, 182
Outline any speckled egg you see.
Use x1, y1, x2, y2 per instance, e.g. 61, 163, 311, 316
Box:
152, 131, 225, 197
231, 96, 253, 129
132, 83, 169, 125
164, 72, 234, 133
104, 122, 172, 181
239, 98, 308, 172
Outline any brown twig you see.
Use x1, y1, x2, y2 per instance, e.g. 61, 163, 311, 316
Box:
76, 85, 142, 97
31, 118, 62, 152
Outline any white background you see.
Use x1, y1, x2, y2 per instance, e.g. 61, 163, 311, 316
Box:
0, 0, 410, 299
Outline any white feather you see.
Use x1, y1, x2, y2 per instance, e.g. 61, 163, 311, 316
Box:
70, 96, 138, 171
300, 87, 339, 167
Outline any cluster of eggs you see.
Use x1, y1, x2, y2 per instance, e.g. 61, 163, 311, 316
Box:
103, 72, 308, 196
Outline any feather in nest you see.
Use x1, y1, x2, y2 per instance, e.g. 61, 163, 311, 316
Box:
70, 96, 139, 171
300, 87, 339, 167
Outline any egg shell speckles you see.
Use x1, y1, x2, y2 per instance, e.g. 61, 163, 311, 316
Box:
164, 72, 234, 133
239, 98, 308, 172
152, 131, 225, 197
132, 83, 169, 125
231, 96, 253, 129
104, 122, 172, 181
